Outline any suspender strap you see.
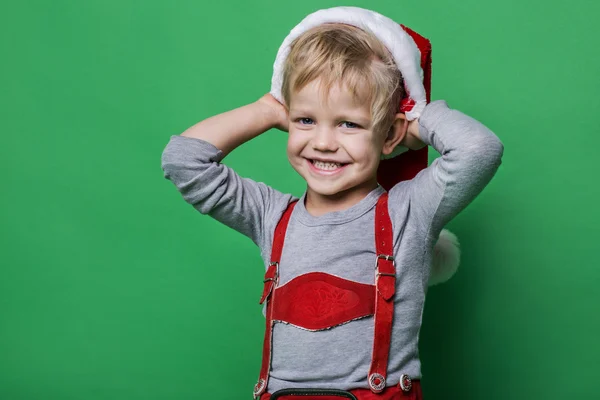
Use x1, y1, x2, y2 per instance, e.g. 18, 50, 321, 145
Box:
367, 192, 396, 393
254, 200, 297, 399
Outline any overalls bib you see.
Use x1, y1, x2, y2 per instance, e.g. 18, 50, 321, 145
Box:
253, 192, 423, 400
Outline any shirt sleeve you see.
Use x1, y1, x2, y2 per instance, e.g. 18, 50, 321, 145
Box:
390, 99, 505, 239
160, 134, 296, 248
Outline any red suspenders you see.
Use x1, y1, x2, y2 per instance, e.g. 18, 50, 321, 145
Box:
367, 192, 396, 392
254, 198, 296, 398
254, 193, 403, 398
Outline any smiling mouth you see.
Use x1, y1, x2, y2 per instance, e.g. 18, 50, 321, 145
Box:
307, 159, 349, 173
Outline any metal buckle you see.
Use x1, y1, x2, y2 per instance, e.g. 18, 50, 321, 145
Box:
368, 373, 386, 392
375, 254, 395, 277
399, 374, 412, 392
264, 261, 279, 283
377, 254, 395, 262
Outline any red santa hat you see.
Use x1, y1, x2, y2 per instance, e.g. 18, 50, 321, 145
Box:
270, 6, 459, 285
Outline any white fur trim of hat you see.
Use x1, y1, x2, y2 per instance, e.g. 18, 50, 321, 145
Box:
270, 6, 427, 122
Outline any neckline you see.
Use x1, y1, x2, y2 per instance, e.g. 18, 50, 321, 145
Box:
293, 185, 386, 226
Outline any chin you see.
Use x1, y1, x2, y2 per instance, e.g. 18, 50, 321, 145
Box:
308, 178, 359, 197
309, 185, 346, 197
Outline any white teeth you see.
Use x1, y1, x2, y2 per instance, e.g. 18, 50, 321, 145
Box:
312, 160, 342, 170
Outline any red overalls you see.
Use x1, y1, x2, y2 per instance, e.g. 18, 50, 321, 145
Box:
253, 192, 423, 400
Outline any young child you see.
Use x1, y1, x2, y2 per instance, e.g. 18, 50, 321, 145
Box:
161, 6, 503, 400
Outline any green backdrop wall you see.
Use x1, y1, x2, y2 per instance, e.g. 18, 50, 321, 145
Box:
1, 0, 598, 399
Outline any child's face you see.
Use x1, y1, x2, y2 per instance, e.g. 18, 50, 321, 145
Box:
287, 79, 387, 210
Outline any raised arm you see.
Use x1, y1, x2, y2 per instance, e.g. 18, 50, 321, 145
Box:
161, 95, 295, 247
391, 99, 505, 238
180, 94, 289, 157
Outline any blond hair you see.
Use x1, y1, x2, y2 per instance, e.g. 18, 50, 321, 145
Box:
281, 23, 405, 137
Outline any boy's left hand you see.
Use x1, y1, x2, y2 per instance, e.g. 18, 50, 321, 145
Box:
402, 118, 426, 150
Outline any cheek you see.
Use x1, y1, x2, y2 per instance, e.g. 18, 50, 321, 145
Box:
286, 132, 303, 157
288, 129, 306, 147
343, 136, 380, 163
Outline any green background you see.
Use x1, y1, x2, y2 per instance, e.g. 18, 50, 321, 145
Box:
1, 0, 598, 399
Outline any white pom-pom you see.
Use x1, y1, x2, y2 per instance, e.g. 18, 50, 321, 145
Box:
428, 229, 461, 286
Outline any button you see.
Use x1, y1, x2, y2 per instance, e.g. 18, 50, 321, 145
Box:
369, 373, 386, 392
399, 374, 412, 392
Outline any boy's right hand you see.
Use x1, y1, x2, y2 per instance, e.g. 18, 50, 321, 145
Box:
256, 93, 290, 132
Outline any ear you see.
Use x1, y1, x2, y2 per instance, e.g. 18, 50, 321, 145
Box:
381, 112, 409, 156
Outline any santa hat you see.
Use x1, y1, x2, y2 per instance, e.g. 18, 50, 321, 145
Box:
270, 6, 459, 285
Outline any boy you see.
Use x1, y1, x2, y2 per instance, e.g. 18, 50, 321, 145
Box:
161, 7, 503, 399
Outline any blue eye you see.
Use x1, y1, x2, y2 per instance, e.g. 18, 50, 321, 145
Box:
298, 118, 314, 125
341, 121, 360, 129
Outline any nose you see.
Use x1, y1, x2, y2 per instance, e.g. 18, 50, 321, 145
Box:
312, 127, 339, 152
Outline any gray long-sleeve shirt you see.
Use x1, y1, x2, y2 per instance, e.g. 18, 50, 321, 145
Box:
160, 100, 504, 392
